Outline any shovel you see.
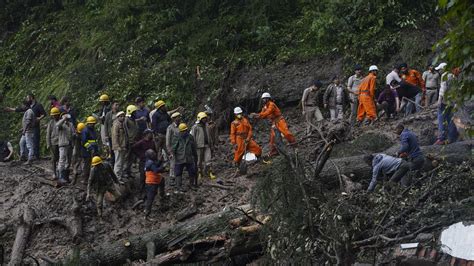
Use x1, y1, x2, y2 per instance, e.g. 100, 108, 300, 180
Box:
239, 141, 249, 175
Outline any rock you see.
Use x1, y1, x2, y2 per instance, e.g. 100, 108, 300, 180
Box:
415, 233, 433, 242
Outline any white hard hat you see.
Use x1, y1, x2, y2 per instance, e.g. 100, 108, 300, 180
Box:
435, 62, 447, 71
116, 111, 125, 117
234, 107, 243, 114
261, 92, 271, 99
368, 65, 379, 71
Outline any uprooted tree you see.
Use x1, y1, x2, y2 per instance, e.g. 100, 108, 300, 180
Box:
251, 125, 473, 264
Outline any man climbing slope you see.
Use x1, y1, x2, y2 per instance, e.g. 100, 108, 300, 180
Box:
250, 92, 296, 156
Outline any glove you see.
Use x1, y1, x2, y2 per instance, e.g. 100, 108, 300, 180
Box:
398, 152, 408, 158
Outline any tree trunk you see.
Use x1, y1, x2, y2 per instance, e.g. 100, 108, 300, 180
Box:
9, 207, 35, 266
319, 140, 473, 186
76, 208, 249, 265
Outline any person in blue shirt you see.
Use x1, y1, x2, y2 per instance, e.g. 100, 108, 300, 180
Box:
394, 124, 424, 172
82, 116, 100, 180
364, 153, 410, 192
143, 149, 165, 219
134, 97, 150, 138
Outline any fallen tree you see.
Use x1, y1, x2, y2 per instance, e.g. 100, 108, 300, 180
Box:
75, 206, 256, 265
9, 207, 35, 266
319, 140, 473, 185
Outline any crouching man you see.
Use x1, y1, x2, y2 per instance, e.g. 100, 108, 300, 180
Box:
86, 156, 124, 220
364, 153, 410, 192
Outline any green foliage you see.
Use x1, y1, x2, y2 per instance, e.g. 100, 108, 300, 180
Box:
0, 0, 437, 141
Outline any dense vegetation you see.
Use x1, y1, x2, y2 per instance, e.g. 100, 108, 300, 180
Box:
0, 0, 449, 141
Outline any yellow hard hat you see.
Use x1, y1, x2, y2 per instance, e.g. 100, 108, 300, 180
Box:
91, 156, 103, 166
126, 105, 138, 117
178, 123, 188, 132
197, 112, 208, 121
86, 116, 97, 124
76, 122, 86, 133
154, 100, 165, 109
50, 107, 60, 116
99, 94, 110, 102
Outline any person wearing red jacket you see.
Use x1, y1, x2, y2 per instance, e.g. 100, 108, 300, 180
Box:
250, 93, 296, 156
400, 63, 425, 112
230, 107, 262, 167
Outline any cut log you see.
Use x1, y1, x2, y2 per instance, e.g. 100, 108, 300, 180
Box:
9, 207, 35, 266
319, 140, 473, 186
176, 205, 198, 222
146, 241, 155, 262
76, 208, 246, 265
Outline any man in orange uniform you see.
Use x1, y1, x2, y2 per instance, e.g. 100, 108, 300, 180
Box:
400, 63, 425, 112
230, 107, 262, 167
357, 65, 379, 125
250, 93, 296, 156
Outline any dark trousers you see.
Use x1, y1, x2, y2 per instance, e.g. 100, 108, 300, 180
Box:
50, 145, 59, 178
390, 160, 410, 185
175, 162, 197, 188
33, 127, 41, 158
144, 180, 165, 214
139, 159, 146, 191
379, 101, 396, 117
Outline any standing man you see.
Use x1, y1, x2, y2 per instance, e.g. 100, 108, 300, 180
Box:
143, 149, 165, 219
434, 63, 459, 145
250, 93, 296, 156
56, 113, 75, 185
97, 94, 111, 148
166, 112, 182, 184
204, 105, 219, 150
124, 105, 139, 178
104, 101, 120, 166
172, 123, 198, 193
151, 100, 171, 160
133, 129, 156, 191
191, 112, 215, 180
347, 65, 364, 123
422, 64, 441, 106
394, 124, 425, 176
86, 156, 123, 220
71, 122, 85, 184
111, 111, 128, 181
21, 103, 36, 164
82, 116, 99, 181
324, 76, 347, 122
134, 97, 150, 138
46, 107, 60, 178
400, 63, 425, 112
301, 80, 324, 135
230, 107, 262, 167
357, 65, 378, 125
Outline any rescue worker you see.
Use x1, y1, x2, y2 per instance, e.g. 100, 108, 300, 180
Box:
204, 105, 219, 150
166, 112, 182, 184
56, 113, 75, 185
400, 63, 425, 112
394, 124, 425, 179
301, 80, 324, 135
151, 100, 171, 161
111, 111, 127, 181
250, 93, 296, 156
71, 122, 85, 184
422, 64, 441, 106
21, 102, 36, 164
86, 156, 123, 219
230, 107, 262, 167
190, 112, 215, 180
391, 80, 421, 116
143, 149, 165, 219
357, 65, 378, 125
97, 94, 111, 148
324, 76, 347, 122
133, 129, 156, 191
347, 65, 363, 123
46, 107, 60, 178
125, 105, 139, 178
104, 101, 120, 165
82, 116, 99, 180
172, 123, 198, 193
364, 153, 410, 192
434, 63, 459, 145
135, 97, 150, 138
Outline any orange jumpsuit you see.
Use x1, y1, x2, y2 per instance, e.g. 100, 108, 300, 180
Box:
402, 69, 425, 92
257, 101, 296, 155
230, 117, 262, 163
357, 73, 377, 122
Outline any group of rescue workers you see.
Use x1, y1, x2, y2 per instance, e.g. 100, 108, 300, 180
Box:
3, 60, 460, 219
